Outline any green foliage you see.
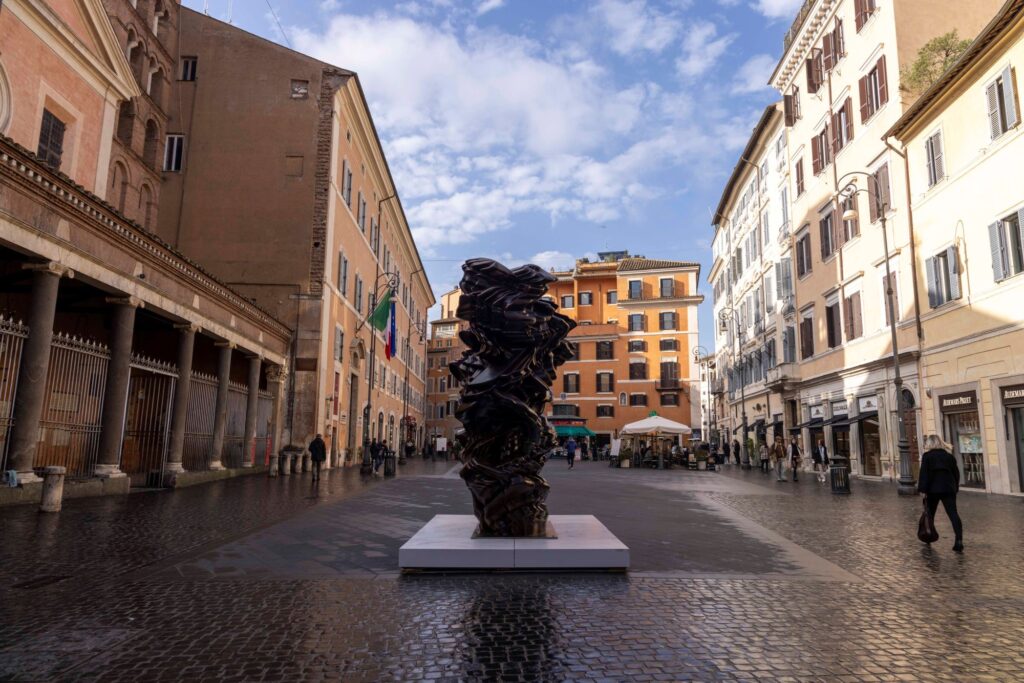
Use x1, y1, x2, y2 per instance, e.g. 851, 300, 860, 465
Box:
901, 31, 973, 98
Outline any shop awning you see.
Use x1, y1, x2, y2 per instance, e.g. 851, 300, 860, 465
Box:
825, 414, 851, 427
752, 419, 766, 432
554, 425, 596, 437
853, 411, 878, 423
789, 417, 824, 433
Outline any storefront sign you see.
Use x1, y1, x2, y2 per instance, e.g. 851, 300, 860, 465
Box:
940, 390, 977, 413
858, 396, 878, 413
1001, 384, 1024, 405
831, 401, 848, 416
810, 404, 825, 419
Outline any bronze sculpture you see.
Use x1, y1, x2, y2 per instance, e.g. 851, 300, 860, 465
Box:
450, 258, 576, 537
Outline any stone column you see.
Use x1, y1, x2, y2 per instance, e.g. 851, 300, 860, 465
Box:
8, 263, 72, 484
95, 298, 141, 479
164, 323, 197, 475
208, 343, 233, 471
242, 355, 261, 468
266, 365, 286, 458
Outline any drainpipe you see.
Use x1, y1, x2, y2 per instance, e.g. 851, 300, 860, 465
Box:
885, 138, 924, 344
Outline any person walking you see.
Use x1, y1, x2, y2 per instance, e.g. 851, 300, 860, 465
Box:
722, 440, 731, 467
565, 437, 578, 470
918, 435, 964, 552
309, 433, 326, 482
732, 439, 742, 465
772, 436, 787, 482
812, 438, 829, 483
758, 440, 770, 474
788, 437, 802, 482
375, 440, 388, 474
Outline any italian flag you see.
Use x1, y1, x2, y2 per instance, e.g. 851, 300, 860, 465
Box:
371, 289, 397, 360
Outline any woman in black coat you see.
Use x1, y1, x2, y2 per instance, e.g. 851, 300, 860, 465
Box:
917, 434, 964, 552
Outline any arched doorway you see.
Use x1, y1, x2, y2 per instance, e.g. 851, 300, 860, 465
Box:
900, 388, 920, 478
376, 411, 384, 442
143, 119, 159, 169
388, 414, 395, 445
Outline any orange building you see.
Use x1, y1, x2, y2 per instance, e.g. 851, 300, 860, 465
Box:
545, 253, 703, 450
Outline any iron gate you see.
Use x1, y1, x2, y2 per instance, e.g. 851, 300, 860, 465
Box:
223, 380, 247, 468
182, 371, 217, 471
121, 355, 176, 487
35, 333, 109, 478
256, 390, 273, 466
0, 315, 27, 473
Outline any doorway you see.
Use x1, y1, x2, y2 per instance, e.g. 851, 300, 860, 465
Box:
1011, 407, 1024, 492
347, 374, 359, 454
121, 367, 175, 487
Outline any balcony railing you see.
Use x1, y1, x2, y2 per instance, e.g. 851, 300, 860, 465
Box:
765, 363, 798, 388
710, 378, 724, 394
657, 378, 681, 391
625, 290, 683, 302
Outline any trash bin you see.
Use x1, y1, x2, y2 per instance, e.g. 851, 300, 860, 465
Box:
383, 451, 397, 477
829, 456, 851, 494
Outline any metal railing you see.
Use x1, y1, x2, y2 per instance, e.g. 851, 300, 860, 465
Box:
657, 378, 681, 390
35, 333, 110, 478
122, 355, 176, 487
256, 390, 273, 467
183, 370, 217, 471
0, 315, 27, 473
223, 380, 247, 468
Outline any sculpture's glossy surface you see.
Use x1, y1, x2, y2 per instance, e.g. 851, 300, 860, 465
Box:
450, 258, 577, 537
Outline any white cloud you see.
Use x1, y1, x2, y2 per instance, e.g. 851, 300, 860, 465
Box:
475, 0, 504, 16
752, 0, 803, 20
593, 0, 682, 56
526, 251, 577, 271
731, 53, 776, 94
676, 21, 734, 78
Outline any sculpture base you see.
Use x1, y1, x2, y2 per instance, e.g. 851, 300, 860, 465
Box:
472, 520, 558, 539
399, 515, 629, 571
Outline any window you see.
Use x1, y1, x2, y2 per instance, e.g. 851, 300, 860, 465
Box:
660, 361, 679, 383
659, 338, 678, 351
806, 48, 824, 94
800, 310, 815, 359
579, 292, 593, 306
290, 79, 309, 99
761, 211, 770, 246
783, 325, 797, 363
597, 405, 614, 418
927, 248, 961, 307
563, 373, 580, 394
822, 18, 845, 71
780, 187, 790, 230
784, 85, 801, 126
567, 343, 579, 361
628, 280, 643, 300
338, 251, 348, 295
357, 192, 367, 231
606, 290, 618, 304
832, 98, 854, 151
629, 394, 648, 407
596, 372, 614, 393
776, 256, 794, 300
37, 109, 66, 169
660, 278, 675, 298
986, 66, 1019, 139
842, 197, 860, 241
439, 377, 446, 392
989, 209, 1024, 281
334, 327, 344, 362
881, 269, 900, 326
812, 124, 831, 175
180, 56, 198, 81
560, 295, 574, 309
342, 160, 353, 207
629, 362, 648, 380
843, 291, 863, 341
795, 157, 805, 196
627, 339, 647, 352
659, 312, 677, 330
552, 404, 578, 417
925, 132, 945, 187
825, 298, 841, 349
819, 210, 835, 259
355, 275, 363, 313
660, 393, 679, 407
855, 0, 877, 31
596, 341, 614, 360
868, 164, 892, 222
628, 314, 646, 332
859, 56, 889, 122
796, 230, 812, 277
163, 134, 184, 172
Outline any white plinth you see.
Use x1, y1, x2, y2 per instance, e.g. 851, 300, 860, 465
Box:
399, 515, 629, 570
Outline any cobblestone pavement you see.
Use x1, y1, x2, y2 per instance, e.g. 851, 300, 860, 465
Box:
1, 460, 1023, 681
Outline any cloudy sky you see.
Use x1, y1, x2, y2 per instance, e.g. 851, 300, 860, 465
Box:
182, 0, 802, 348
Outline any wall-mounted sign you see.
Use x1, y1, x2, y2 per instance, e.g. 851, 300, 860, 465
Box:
858, 396, 878, 413
831, 400, 849, 415
939, 390, 977, 413
810, 404, 825, 419
1002, 384, 1024, 406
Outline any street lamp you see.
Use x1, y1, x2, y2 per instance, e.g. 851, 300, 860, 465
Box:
356, 269, 400, 474
693, 345, 710, 444
836, 171, 916, 495
400, 314, 427, 465
718, 307, 750, 469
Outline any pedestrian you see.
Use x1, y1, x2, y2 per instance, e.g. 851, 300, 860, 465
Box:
722, 440, 731, 466
759, 440, 770, 474
308, 433, 326, 481
813, 438, 828, 483
405, 438, 414, 461
565, 437, 577, 469
918, 434, 964, 552
772, 436, 787, 482
789, 436, 802, 482
375, 440, 388, 473
580, 439, 589, 461
732, 439, 741, 465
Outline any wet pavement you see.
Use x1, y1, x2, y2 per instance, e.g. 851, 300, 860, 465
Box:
1, 459, 1023, 681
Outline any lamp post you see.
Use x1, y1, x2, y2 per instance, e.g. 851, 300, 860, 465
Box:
693, 345, 710, 444
718, 307, 750, 469
357, 270, 400, 474
837, 171, 916, 495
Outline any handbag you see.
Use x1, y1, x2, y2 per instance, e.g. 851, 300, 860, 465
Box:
917, 499, 939, 544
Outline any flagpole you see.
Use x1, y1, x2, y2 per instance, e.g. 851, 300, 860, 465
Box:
361, 271, 399, 474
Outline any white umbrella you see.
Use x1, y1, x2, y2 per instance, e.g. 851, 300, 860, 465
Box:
620, 415, 692, 435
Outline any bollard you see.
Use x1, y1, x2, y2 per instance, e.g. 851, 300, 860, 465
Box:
301, 453, 310, 473
280, 450, 291, 476
268, 452, 279, 477
39, 466, 66, 513
290, 452, 299, 474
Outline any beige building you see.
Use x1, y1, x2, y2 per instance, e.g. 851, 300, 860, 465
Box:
426, 288, 467, 448
763, 0, 1002, 479
158, 9, 433, 464
889, 0, 1024, 495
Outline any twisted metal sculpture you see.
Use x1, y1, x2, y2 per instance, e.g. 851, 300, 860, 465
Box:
450, 258, 576, 537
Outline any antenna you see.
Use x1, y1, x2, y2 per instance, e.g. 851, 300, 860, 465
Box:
228, 0, 234, 22
203, 0, 209, 13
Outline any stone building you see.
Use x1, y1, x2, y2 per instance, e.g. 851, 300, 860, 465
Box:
546, 252, 703, 451
756, 0, 1002, 480
889, 0, 1024, 494
0, 0, 290, 504
426, 288, 467, 448
157, 9, 433, 463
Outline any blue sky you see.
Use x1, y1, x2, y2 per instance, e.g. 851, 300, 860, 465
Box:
181, 0, 804, 348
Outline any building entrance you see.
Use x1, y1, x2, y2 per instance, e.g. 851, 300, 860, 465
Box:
939, 390, 984, 489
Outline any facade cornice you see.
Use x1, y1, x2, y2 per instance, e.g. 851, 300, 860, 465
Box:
770, 0, 836, 90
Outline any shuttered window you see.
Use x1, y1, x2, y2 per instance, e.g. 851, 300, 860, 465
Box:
338, 250, 348, 295
843, 292, 863, 341
825, 300, 841, 349
795, 157, 805, 196
799, 313, 815, 360
855, 0, 877, 32
596, 341, 614, 360
560, 295, 574, 309
660, 393, 679, 407
563, 373, 580, 394
579, 292, 593, 305
659, 312, 677, 330
342, 160, 353, 206
859, 56, 889, 122
988, 209, 1024, 282
925, 132, 945, 187
783, 325, 797, 363
926, 247, 962, 308
806, 49, 824, 94
628, 339, 646, 352
629, 394, 648, 407
629, 362, 648, 380
986, 67, 1020, 140
37, 109, 66, 169
596, 372, 614, 393
659, 338, 678, 351
868, 164, 891, 222
819, 211, 835, 259
796, 232, 812, 277
832, 98, 854, 152
812, 125, 831, 175
606, 290, 618, 304
628, 314, 646, 332
597, 405, 614, 418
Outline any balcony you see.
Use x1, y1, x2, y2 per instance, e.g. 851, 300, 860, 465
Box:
765, 363, 798, 389
657, 378, 681, 391
710, 378, 724, 395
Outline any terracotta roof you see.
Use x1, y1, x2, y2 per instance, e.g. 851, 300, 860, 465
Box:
616, 257, 700, 272
887, 0, 1024, 139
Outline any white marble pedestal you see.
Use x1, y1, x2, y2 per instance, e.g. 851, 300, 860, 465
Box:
399, 515, 629, 570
